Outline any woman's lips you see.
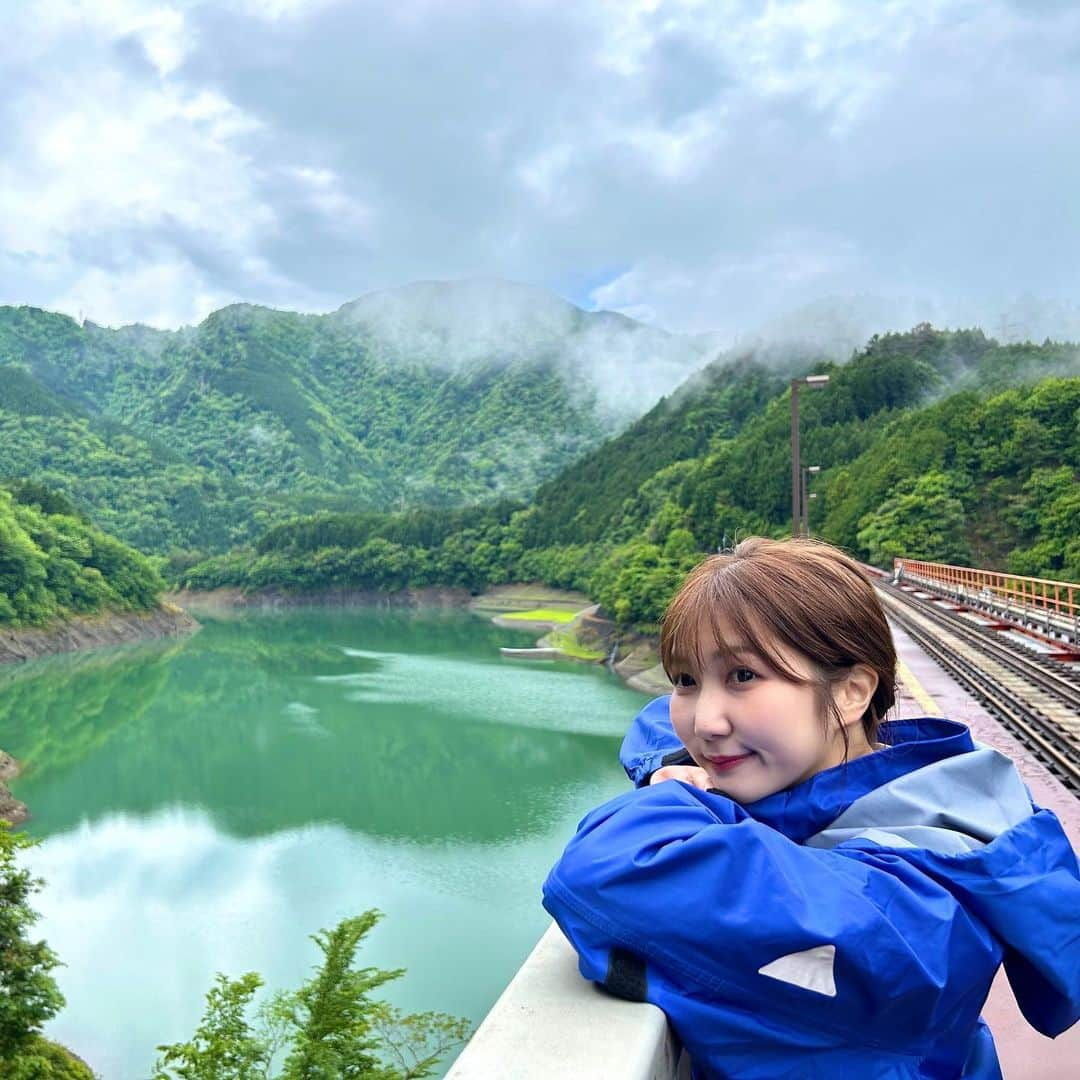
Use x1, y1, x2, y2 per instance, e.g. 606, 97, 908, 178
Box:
704, 753, 753, 772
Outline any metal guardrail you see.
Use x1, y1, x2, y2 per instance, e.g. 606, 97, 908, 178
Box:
894, 559, 1080, 645
445, 923, 690, 1080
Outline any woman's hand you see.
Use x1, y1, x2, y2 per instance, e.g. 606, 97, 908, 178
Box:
649, 764, 711, 789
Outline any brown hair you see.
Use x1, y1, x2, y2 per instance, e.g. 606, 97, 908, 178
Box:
660, 537, 896, 748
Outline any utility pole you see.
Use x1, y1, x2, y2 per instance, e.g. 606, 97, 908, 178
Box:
801, 465, 821, 537
791, 381, 800, 538
790, 375, 829, 537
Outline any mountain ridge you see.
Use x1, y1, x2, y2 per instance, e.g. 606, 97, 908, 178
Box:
0, 279, 715, 553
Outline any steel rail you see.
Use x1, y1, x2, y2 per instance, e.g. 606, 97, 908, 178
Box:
883, 584, 1080, 708
877, 585, 1080, 794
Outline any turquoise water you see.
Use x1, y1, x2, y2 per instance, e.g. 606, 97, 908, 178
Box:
0, 609, 645, 1078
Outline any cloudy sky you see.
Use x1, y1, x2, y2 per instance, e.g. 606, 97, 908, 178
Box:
2, 0, 1078, 340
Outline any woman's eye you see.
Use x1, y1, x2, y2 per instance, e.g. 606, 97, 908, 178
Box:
731, 667, 756, 684
672, 672, 697, 689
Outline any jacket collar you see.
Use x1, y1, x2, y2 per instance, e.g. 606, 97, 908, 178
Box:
741, 717, 976, 843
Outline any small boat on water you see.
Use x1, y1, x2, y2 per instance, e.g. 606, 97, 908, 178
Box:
499, 647, 562, 660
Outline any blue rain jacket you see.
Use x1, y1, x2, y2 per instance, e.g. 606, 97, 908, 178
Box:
543, 696, 1080, 1079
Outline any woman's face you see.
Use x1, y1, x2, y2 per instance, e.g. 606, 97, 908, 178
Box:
668, 616, 854, 803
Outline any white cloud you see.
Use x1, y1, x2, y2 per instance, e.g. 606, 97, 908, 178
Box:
29, 0, 193, 74
515, 143, 578, 211
286, 165, 374, 231
50, 259, 234, 328
612, 110, 719, 182
592, 231, 863, 338
0, 61, 278, 324
0, 0, 339, 325
227, 0, 338, 21
2, 0, 1079, 337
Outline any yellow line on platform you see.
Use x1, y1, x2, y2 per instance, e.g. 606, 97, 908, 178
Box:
896, 656, 944, 717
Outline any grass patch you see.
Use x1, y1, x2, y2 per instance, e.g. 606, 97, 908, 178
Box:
545, 628, 607, 661
501, 608, 578, 623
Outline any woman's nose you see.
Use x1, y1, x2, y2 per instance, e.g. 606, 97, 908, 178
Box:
693, 686, 732, 739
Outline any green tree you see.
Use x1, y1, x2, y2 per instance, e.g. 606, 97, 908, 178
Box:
1006, 466, 1080, 579
856, 470, 973, 567
0, 823, 69, 1073
154, 911, 470, 1080
279, 913, 400, 1079
592, 539, 697, 628
368, 1004, 475, 1080
153, 973, 271, 1080
5, 1036, 95, 1079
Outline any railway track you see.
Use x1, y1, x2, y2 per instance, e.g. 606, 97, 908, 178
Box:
876, 581, 1080, 794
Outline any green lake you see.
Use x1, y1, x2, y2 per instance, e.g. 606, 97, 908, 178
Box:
0, 608, 646, 1078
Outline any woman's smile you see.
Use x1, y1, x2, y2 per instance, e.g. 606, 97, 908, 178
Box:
702, 752, 754, 772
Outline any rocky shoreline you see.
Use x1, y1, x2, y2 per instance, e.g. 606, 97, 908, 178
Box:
169, 584, 472, 613
553, 607, 669, 695
0, 749, 27, 825
489, 598, 670, 696
0, 603, 200, 666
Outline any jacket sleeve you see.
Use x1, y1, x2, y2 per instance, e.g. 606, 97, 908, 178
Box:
903, 807, 1080, 1039
619, 694, 694, 787
543, 782, 1002, 1079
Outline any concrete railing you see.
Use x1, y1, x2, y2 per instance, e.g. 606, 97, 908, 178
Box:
445, 923, 690, 1080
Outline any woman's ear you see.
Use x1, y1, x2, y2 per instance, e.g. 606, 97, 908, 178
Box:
835, 664, 879, 728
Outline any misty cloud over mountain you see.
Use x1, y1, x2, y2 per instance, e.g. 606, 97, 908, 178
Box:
333, 279, 712, 423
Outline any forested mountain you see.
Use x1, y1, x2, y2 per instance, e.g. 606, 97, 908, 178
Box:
0, 482, 163, 626
182, 326, 1080, 627
5, 282, 1077, 632
521, 356, 789, 547
0, 362, 250, 553
527, 324, 1078, 552
0, 282, 710, 555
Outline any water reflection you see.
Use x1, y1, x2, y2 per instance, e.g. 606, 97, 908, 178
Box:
4, 610, 638, 842
29, 803, 618, 1079
1, 608, 643, 1078
0, 643, 178, 786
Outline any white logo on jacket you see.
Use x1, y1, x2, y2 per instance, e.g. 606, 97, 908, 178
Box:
758, 944, 837, 997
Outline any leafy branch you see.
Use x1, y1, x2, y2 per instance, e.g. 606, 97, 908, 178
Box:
153, 911, 470, 1080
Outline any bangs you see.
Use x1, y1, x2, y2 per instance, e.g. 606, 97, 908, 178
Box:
660, 556, 808, 684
